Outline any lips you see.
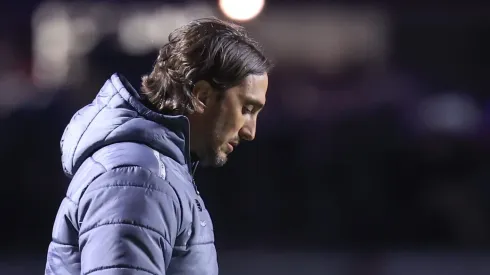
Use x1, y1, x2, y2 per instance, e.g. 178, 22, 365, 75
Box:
227, 141, 238, 153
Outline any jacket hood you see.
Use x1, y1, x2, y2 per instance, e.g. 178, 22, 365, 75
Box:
60, 73, 192, 177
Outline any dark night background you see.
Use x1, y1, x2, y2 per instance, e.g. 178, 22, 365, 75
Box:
0, 0, 489, 274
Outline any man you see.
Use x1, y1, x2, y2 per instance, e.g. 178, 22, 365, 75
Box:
45, 18, 272, 275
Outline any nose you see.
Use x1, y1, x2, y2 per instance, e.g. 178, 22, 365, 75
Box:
239, 118, 256, 141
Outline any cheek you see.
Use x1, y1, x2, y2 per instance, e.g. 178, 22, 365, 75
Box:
216, 109, 243, 138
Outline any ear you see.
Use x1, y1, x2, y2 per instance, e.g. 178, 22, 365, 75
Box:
192, 80, 213, 113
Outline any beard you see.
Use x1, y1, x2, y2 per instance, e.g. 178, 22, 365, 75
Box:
194, 110, 238, 168
197, 126, 230, 168
192, 144, 227, 168
199, 143, 228, 167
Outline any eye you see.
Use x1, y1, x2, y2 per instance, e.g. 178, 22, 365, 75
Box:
243, 105, 254, 114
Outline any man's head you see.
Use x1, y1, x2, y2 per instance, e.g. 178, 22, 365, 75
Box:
141, 18, 272, 167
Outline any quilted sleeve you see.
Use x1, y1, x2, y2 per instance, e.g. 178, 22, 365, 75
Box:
77, 166, 181, 275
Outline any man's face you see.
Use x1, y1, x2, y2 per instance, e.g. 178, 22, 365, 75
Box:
192, 73, 269, 167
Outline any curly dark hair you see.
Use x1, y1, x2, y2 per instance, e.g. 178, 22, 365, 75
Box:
140, 17, 273, 115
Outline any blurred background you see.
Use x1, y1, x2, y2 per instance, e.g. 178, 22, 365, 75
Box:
1, 0, 489, 274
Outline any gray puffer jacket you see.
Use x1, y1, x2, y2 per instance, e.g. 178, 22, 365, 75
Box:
45, 73, 218, 275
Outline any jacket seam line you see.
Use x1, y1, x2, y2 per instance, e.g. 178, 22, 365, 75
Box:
101, 93, 138, 141
79, 221, 172, 247
70, 89, 119, 169
76, 159, 108, 230
50, 239, 78, 247
84, 183, 174, 197
84, 264, 157, 275
81, 165, 176, 205
175, 240, 214, 248
64, 195, 78, 206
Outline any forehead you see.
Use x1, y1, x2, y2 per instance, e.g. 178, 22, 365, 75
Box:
236, 74, 269, 103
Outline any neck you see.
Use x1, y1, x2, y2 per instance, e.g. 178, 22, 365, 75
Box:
187, 113, 201, 160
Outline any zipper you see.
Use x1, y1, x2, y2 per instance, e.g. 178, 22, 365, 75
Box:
192, 179, 200, 195
191, 161, 200, 195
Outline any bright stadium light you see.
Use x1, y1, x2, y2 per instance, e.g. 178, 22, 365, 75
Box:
219, 0, 265, 22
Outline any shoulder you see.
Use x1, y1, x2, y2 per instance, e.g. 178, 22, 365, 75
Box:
66, 142, 178, 204
89, 142, 193, 195
92, 142, 162, 176
66, 142, 196, 223
83, 142, 180, 197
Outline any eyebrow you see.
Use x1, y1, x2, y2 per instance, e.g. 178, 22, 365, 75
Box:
246, 98, 265, 110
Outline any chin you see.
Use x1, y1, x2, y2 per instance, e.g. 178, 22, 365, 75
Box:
212, 152, 228, 167
200, 150, 228, 168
